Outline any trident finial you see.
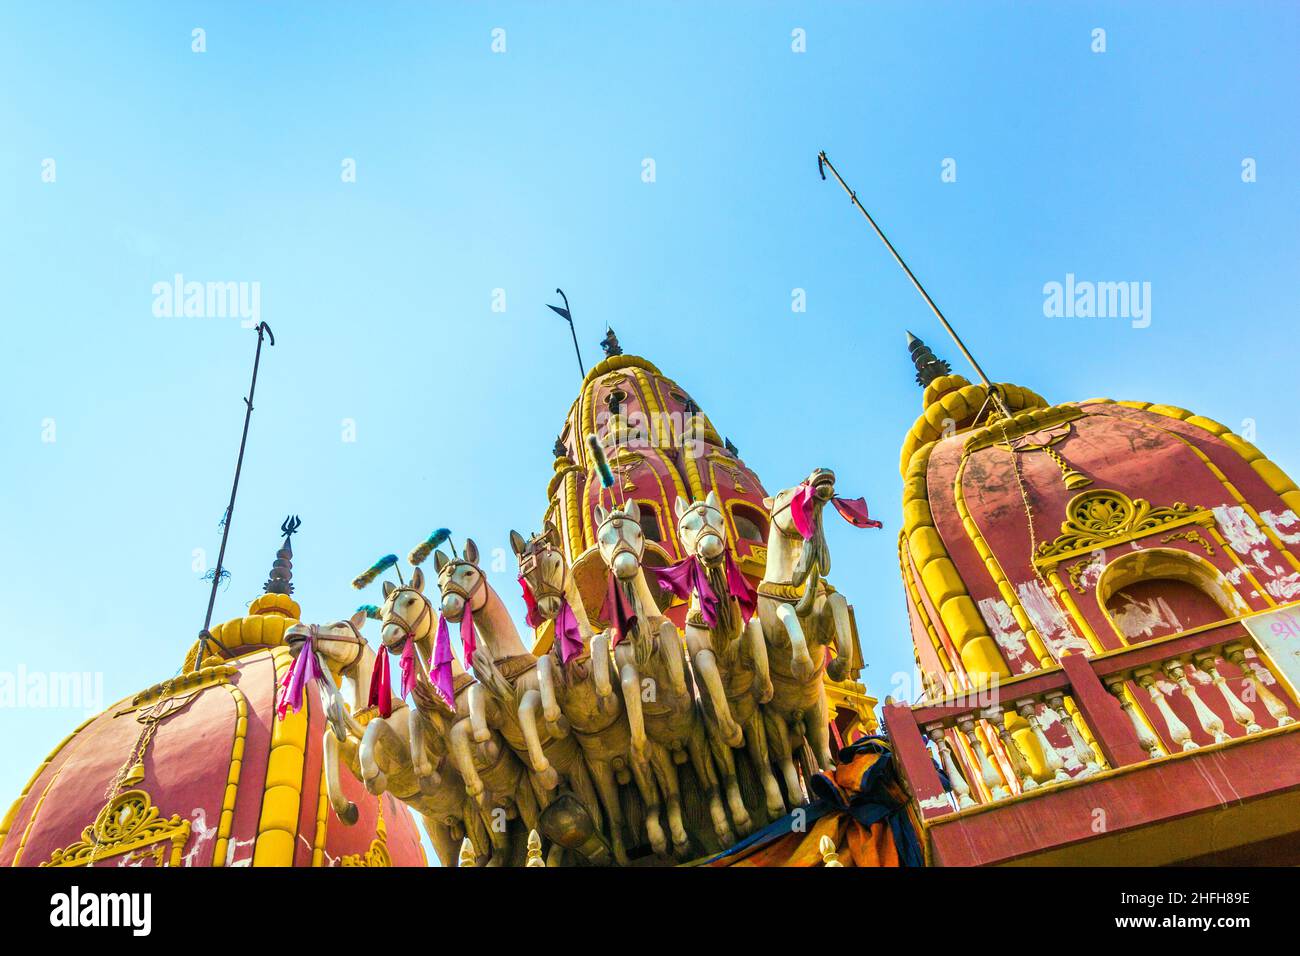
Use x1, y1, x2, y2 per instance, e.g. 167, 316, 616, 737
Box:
264, 515, 300, 596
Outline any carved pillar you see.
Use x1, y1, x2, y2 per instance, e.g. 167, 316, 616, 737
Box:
1045, 691, 1101, 775
1016, 699, 1069, 782
1193, 651, 1261, 735
1104, 677, 1166, 759
1164, 660, 1229, 744
927, 726, 975, 809
985, 705, 1037, 792
958, 716, 1009, 801
1135, 668, 1196, 751
1224, 644, 1295, 728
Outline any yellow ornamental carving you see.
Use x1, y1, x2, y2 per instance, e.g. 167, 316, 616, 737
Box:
1035, 490, 1211, 565
340, 804, 390, 867
42, 789, 191, 868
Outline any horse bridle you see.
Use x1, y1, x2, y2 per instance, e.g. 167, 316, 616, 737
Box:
678, 501, 727, 566
520, 542, 566, 605
597, 511, 645, 565
294, 620, 365, 671
383, 585, 436, 643
437, 561, 487, 617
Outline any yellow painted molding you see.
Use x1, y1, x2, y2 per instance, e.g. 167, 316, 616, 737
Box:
211, 682, 248, 866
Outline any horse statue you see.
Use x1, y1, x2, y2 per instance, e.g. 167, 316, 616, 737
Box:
757, 468, 860, 801
512, 522, 669, 862
376, 567, 540, 866
666, 492, 785, 827
431, 539, 606, 857
282, 612, 489, 867
593, 500, 733, 853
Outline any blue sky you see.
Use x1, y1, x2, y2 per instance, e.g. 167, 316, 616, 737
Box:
2, 1, 1297, 854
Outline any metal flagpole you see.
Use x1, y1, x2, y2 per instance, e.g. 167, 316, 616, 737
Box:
197, 321, 275, 662
547, 288, 585, 378
817, 150, 1009, 417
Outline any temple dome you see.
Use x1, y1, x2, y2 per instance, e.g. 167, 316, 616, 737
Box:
1, 535, 426, 868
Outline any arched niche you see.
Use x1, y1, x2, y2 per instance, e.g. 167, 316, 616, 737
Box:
1095, 547, 1249, 643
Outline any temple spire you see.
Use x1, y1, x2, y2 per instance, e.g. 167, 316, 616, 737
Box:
907, 331, 951, 388
263, 515, 301, 595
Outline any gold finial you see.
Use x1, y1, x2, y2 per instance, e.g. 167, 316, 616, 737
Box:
526, 830, 546, 867
458, 838, 476, 868
819, 834, 843, 867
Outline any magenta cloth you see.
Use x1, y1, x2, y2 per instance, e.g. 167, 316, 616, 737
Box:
652, 552, 758, 628
398, 638, 417, 699
519, 576, 543, 629
831, 495, 883, 529
276, 642, 322, 720
430, 615, 456, 710
790, 482, 883, 539
651, 555, 719, 627
790, 482, 818, 540
520, 575, 584, 665
368, 645, 394, 719
724, 551, 759, 624
554, 601, 586, 665
599, 570, 638, 648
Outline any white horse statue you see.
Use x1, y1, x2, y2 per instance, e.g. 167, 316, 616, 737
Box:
431, 540, 606, 854
282, 613, 488, 867
593, 500, 733, 853
512, 522, 670, 862
668, 492, 785, 826
376, 568, 541, 866
757, 468, 860, 800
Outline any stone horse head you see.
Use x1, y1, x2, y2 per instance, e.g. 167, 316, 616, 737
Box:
511, 522, 568, 624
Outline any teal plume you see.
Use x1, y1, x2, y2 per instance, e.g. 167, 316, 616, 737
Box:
587, 434, 615, 488
356, 604, 382, 620
409, 528, 452, 567
352, 554, 398, 590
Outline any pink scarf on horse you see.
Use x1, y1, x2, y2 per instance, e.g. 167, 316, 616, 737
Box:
790, 482, 883, 539
651, 551, 757, 628
428, 616, 457, 711
600, 570, 639, 648
519, 576, 586, 665
276, 638, 323, 720
367, 639, 417, 719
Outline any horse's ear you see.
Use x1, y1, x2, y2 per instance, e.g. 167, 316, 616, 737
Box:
706, 489, 721, 510
593, 505, 606, 526
509, 530, 527, 557
350, 608, 368, 631
464, 538, 480, 566
433, 550, 450, 573
411, 566, 425, 593
625, 499, 641, 523
544, 519, 560, 543
675, 496, 689, 518
382, 580, 396, 599
762, 496, 775, 512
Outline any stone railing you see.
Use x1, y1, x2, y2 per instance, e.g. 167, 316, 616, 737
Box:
885, 619, 1297, 821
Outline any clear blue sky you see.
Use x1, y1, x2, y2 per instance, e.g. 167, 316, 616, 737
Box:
2, 2, 1297, 848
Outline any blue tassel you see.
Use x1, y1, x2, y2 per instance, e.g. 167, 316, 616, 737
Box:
587, 434, 615, 488
409, 528, 452, 567
352, 554, 398, 590
356, 604, 382, 620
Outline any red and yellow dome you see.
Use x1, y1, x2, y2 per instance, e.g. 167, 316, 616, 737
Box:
0, 589, 425, 868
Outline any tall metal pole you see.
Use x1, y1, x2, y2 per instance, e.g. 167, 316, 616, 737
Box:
817, 150, 1008, 415
547, 288, 584, 378
198, 321, 275, 661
